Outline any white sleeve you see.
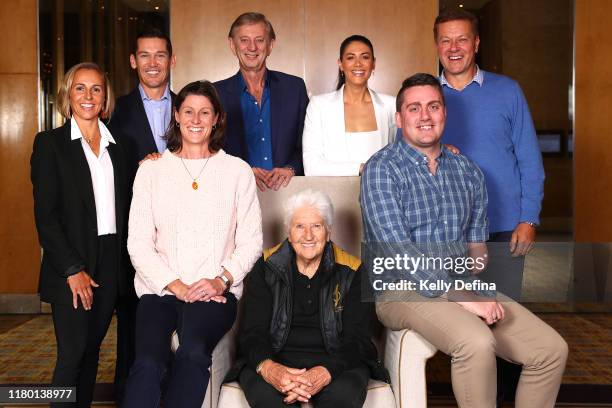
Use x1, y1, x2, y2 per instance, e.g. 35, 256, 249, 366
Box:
220, 164, 263, 286
127, 163, 179, 296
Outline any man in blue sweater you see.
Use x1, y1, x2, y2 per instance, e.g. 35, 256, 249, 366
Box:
435, 8, 544, 299
433, 9, 545, 405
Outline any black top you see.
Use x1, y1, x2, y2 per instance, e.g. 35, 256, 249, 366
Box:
282, 259, 326, 354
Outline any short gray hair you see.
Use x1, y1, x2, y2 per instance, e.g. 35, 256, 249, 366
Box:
284, 189, 334, 231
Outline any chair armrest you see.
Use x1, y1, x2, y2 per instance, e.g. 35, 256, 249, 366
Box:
384, 328, 437, 408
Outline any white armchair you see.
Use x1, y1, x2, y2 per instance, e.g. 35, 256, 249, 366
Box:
384, 328, 438, 408
216, 328, 437, 408
215, 177, 438, 407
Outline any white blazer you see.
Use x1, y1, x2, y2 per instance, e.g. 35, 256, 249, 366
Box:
302, 86, 397, 176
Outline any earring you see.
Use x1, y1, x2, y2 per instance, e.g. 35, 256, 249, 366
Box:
176, 122, 180, 127
212, 124, 217, 131
340, 71, 345, 78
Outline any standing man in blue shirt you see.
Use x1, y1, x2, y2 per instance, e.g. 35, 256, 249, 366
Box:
215, 12, 309, 191
433, 9, 545, 404
434, 9, 544, 299
108, 28, 176, 400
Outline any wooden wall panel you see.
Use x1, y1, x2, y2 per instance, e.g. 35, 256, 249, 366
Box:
171, 0, 305, 90
172, 0, 438, 96
304, 0, 438, 96
0, 75, 40, 293
0, 0, 37, 73
0, 0, 39, 293
575, 1, 612, 242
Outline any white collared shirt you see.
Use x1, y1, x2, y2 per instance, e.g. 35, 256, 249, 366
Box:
440, 65, 484, 90
71, 119, 117, 235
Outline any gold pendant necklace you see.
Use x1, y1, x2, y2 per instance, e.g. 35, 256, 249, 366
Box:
180, 156, 210, 190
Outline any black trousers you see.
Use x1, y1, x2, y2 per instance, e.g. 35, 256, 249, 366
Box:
114, 292, 138, 401
50, 234, 118, 408
485, 230, 524, 406
482, 230, 526, 301
240, 363, 370, 408
122, 293, 237, 408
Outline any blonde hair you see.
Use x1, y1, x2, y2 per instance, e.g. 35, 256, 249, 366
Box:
57, 62, 114, 119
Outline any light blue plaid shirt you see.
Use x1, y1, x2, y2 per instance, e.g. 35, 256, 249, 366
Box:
360, 138, 489, 297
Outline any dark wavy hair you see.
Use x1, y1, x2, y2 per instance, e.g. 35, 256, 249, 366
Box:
164, 80, 226, 153
336, 34, 375, 90
132, 28, 173, 56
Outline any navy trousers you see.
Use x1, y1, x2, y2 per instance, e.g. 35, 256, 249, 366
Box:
122, 293, 237, 408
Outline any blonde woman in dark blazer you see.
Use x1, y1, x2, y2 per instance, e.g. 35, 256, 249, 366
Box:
31, 62, 130, 407
303, 35, 397, 176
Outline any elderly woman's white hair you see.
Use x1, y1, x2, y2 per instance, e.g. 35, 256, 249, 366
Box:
284, 189, 334, 231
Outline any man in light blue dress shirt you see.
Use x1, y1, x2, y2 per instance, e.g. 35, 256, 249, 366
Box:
108, 28, 176, 400
111, 29, 176, 173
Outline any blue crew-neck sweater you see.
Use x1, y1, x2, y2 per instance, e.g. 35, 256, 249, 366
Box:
441, 70, 545, 233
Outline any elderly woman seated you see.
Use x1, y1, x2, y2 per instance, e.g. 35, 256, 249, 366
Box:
225, 189, 387, 407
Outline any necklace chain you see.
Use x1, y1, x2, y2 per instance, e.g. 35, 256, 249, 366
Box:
180, 156, 210, 190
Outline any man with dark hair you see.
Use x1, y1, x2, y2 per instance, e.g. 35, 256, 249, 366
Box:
108, 28, 176, 400
434, 8, 544, 298
362, 73, 567, 408
111, 28, 176, 170
433, 8, 545, 405
215, 12, 309, 191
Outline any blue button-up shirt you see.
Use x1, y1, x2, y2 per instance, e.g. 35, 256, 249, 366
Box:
361, 138, 490, 297
139, 84, 171, 153
239, 74, 273, 170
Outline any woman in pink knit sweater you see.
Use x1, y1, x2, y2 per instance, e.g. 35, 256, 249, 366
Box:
123, 80, 262, 408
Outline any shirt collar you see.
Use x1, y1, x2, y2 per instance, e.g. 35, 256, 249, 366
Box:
397, 137, 447, 166
71, 119, 116, 144
440, 65, 484, 89
138, 83, 171, 101
238, 70, 269, 92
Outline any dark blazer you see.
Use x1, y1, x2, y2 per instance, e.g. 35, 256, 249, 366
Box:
214, 70, 309, 175
31, 120, 131, 304
109, 86, 176, 176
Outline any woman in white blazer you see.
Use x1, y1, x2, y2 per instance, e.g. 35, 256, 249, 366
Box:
303, 35, 397, 176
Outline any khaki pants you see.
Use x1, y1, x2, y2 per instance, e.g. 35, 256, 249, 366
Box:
376, 293, 568, 408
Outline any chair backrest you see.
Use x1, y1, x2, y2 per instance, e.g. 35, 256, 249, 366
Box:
257, 176, 362, 256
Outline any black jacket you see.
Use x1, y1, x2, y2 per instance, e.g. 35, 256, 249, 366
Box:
30, 120, 131, 304
108, 86, 176, 180
226, 240, 388, 382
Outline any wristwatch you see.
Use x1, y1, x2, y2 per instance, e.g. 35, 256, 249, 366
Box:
521, 221, 538, 227
216, 274, 231, 292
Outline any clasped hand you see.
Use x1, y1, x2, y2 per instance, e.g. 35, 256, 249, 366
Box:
252, 167, 293, 191
260, 361, 331, 404
166, 278, 227, 303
